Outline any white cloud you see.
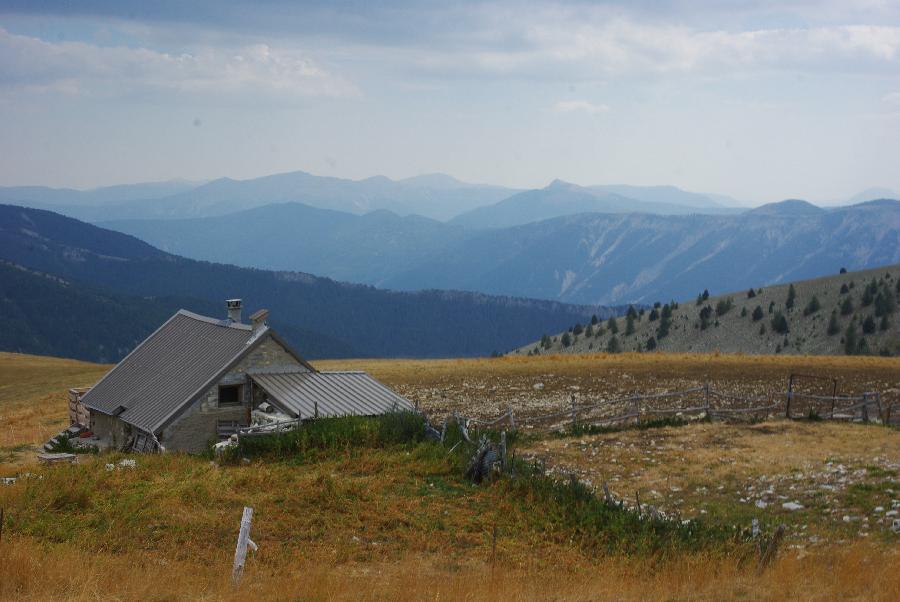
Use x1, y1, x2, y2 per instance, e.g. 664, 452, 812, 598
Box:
0, 28, 359, 100
553, 100, 610, 115
883, 91, 900, 105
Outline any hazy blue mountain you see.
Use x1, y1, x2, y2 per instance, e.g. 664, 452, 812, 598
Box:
588, 184, 740, 209
384, 200, 900, 305
0, 180, 201, 208
0, 204, 609, 360
451, 180, 738, 229
847, 187, 900, 205
102, 202, 472, 285
32, 170, 519, 222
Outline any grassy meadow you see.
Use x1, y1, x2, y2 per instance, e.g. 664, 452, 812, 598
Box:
0, 351, 898, 600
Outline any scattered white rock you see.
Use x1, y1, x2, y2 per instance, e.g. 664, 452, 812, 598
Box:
783, 502, 804, 511
118, 458, 136, 468
874, 506, 884, 513
105, 463, 115, 471
756, 500, 768, 509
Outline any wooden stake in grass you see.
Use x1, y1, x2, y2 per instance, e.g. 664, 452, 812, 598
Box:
232, 507, 258, 586
756, 524, 786, 575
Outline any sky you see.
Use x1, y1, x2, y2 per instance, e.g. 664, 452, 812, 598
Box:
0, 1, 899, 205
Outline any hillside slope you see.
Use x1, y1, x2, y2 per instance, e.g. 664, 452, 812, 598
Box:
0, 204, 609, 360
517, 264, 900, 356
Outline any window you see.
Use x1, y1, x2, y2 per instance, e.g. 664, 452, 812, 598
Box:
218, 384, 243, 407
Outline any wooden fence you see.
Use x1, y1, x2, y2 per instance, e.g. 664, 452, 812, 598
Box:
467, 383, 893, 431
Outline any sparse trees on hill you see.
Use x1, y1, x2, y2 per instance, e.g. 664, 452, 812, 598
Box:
740, 307, 748, 317
786, 284, 797, 310
803, 295, 821, 316
699, 305, 713, 330
573, 323, 584, 335
585, 324, 594, 338
840, 283, 850, 295
645, 336, 657, 351
648, 308, 659, 322
747, 288, 756, 298
607, 316, 619, 334
752, 305, 764, 321
874, 287, 896, 317
561, 332, 572, 347
771, 311, 789, 334
591, 314, 599, 325
880, 314, 890, 331
657, 304, 673, 339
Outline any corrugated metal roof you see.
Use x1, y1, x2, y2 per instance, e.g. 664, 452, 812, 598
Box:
250, 371, 414, 418
81, 310, 258, 432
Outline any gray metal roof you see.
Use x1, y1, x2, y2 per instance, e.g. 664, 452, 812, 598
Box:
250, 371, 414, 418
81, 310, 260, 432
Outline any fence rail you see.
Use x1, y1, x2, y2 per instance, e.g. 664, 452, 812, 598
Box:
466, 382, 890, 431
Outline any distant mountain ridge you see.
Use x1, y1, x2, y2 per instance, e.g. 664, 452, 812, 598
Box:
0, 204, 612, 361
450, 180, 740, 229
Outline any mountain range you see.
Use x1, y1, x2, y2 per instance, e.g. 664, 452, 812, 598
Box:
0, 204, 612, 362
102, 197, 900, 305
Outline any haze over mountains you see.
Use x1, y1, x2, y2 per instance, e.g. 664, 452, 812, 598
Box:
0, 204, 609, 362
3, 168, 899, 309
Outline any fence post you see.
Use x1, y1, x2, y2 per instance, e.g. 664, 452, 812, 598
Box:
232, 506, 257, 586
704, 382, 711, 413
508, 406, 516, 430
570, 394, 577, 431
862, 393, 870, 423
785, 375, 794, 419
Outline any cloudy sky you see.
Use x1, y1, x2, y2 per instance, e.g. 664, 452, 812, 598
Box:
1, 1, 899, 204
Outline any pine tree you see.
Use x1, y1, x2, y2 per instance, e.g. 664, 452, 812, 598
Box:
844, 323, 858, 355
747, 288, 756, 298
840, 283, 849, 295
840, 296, 853, 316
862, 315, 876, 334
648, 308, 659, 322
786, 284, 796, 310
803, 295, 821, 316
606, 335, 621, 353
771, 311, 789, 334
752, 305, 764, 321
625, 312, 636, 335
826, 311, 840, 336
607, 316, 619, 334
590, 314, 599, 325
585, 324, 594, 338
645, 336, 657, 351
561, 332, 572, 347
880, 314, 890, 331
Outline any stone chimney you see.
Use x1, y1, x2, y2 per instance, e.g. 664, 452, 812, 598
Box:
249, 308, 269, 332
226, 298, 243, 323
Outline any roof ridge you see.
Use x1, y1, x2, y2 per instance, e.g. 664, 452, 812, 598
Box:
177, 309, 252, 330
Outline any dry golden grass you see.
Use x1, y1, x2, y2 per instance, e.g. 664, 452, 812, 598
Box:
0, 352, 109, 469
1, 535, 898, 601
1, 351, 898, 600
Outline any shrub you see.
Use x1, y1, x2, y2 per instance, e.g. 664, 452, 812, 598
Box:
826, 311, 840, 336
625, 313, 636, 335
747, 288, 756, 298
880, 314, 890, 331
785, 284, 796, 310
645, 336, 657, 351
840, 283, 849, 295
585, 324, 594, 338
540, 334, 552, 349
861, 279, 877, 306
561, 332, 572, 347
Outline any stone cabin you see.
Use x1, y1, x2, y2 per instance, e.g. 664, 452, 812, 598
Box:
78, 299, 413, 453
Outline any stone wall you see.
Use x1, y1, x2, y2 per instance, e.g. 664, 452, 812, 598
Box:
160, 334, 307, 453
91, 412, 129, 449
